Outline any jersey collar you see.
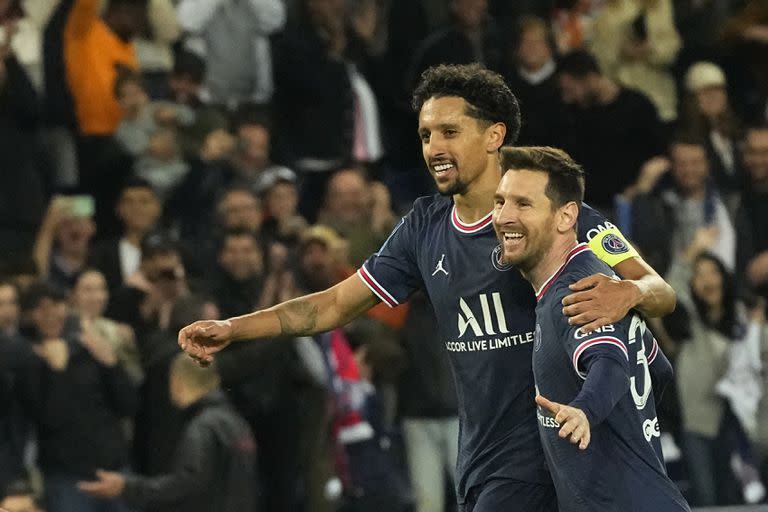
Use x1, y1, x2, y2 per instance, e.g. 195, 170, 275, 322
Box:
535, 243, 591, 301
450, 205, 493, 234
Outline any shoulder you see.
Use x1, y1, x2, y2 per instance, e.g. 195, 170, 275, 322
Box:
408, 194, 451, 224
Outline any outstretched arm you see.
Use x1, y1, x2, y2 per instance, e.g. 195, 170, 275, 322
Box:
178, 273, 380, 364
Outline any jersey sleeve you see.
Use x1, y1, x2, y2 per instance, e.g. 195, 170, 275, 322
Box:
358, 210, 424, 308
578, 203, 639, 268
553, 284, 631, 379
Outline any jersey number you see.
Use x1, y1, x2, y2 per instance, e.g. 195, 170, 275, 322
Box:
628, 315, 652, 410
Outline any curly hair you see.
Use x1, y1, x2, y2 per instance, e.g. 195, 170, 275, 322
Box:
411, 64, 521, 145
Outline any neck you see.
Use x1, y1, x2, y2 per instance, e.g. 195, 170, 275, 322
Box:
707, 304, 723, 325
453, 156, 502, 223
523, 235, 579, 293
685, 185, 707, 200
595, 76, 620, 105
123, 230, 145, 246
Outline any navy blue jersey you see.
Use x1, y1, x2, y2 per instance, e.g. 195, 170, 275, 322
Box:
533, 244, 689, 512
359, 195, 640, 500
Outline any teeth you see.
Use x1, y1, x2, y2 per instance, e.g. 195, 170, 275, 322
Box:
434, 163, 454, 172
504, 233, 524, 240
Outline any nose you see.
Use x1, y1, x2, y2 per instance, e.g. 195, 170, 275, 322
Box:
493, 201, 518, 228
426, 135, 447, 160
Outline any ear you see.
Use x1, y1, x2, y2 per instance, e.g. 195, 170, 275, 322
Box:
557, 202, 579, 234
486, 122, 506, 153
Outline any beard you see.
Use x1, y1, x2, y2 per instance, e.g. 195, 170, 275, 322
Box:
436, 177, 468, 197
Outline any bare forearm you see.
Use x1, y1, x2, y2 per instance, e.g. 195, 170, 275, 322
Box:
631, 274, 676, 318
229, 278, 378, 341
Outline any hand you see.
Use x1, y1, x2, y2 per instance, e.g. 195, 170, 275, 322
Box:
684, 226, 719, 261
744, 24, 768, 43
79, 329, 117, 367
178, 319, 234, 366
77, 469, 125, 499
562, 273, 640, 333
636, 156, 670, 194
536, 395, 591, 450
33, 339, 69, 371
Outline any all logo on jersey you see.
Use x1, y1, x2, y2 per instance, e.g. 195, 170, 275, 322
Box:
458, 293, 509, 337
491, 244, 514, 272
601, 233, 629, 255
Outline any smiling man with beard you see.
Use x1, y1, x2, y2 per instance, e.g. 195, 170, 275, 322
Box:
178, 63, 676, 512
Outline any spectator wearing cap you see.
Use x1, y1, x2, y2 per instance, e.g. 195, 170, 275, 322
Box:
678, 61, 744, 203
257, 168, 307, 249
19, 283, 137, 512
90, 177, 162, 292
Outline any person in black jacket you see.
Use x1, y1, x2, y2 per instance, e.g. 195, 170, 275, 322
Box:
19, 283, 137, 512
78, 353, 259, 512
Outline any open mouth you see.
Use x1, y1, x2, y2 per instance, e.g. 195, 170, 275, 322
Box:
502, 232, 525, 250
432, 162, 456, 178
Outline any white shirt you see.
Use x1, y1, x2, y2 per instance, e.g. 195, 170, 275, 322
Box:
119, 237, 141, 283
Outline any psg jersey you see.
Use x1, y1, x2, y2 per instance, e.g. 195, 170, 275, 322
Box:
359, 194, 640, 500
533, 244, 689, 512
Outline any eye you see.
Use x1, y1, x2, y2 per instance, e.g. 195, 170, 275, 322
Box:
444, 129, 458, 137
419, 132, 430, 143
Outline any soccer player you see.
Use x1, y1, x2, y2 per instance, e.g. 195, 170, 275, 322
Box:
178, 64, 676, 511
493, 146, 689, 511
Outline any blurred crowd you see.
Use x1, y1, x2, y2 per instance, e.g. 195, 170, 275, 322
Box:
0, 0, 767, 510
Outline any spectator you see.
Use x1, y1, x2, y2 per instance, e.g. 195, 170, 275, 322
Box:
0, 4, 45, 264
257, 168, 307, 249
71, 269, 142, 383
397, 292, 458, 512
32, 196, 97, 292
317, 168, 396, 267
679, 62, 743, 201
0, 282, 33, 498
217, 186, 264, 234
272, 0, 384, 219
557, 49, 667, 214
666, 247, 764, 505
736, 124, 768, 297
64, 0, 145, 137
78, 353, 258, 512
90, 177, 162, 292
106, 234, 189, 339
166, 50, 229, 160
134, 0, 180, 98
211, 229, 264, 319
176, 0, 286, 106
20, 283, 137, 512
407, 0, 503, 85
590, 0, 681, 124
113, 71, 192, 199
628, 137, 737, 274
503, 15, 566, 146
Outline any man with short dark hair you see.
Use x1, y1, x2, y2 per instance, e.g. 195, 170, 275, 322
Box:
557, 50, 666, 214
492, 146, 689, 511
90, 177, 162, 292
179, 63, 676, 511
21, 283, 137, 512
78, 353, 258, 512
211, 229, 264, 318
